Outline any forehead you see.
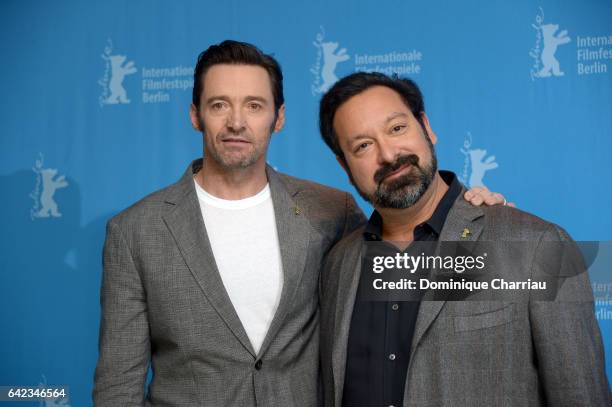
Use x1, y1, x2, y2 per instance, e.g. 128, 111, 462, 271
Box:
333, 85, 413, 137
203, 64, 273, 99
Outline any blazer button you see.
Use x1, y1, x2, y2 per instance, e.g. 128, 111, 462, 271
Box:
255, 360, 263, 370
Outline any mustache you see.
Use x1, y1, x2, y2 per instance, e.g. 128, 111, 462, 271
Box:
374, 154, 420, 184
219, 130, 251, 140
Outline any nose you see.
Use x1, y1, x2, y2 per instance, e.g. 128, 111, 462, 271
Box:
377, 136, 398, 165
227, 107, 246, 132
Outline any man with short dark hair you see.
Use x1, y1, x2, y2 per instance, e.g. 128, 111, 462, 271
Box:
94, 39, 367, 407
93, 41, 507, 406
318, 71, 611, 407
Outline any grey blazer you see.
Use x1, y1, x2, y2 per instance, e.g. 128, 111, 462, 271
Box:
93, 159, 366, 407
320, 192, 611, 407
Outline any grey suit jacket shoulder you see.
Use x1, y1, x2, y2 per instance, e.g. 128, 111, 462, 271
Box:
93, 159, 366, 407
320, 192, 611, 407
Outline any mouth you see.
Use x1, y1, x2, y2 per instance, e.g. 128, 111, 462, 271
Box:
221, 137, 251, 146
381, 163, 412, 181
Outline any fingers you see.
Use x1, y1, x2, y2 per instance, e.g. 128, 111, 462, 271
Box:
484, 192, 505, 206
464, 189, 485, 206
464, 188, 508, 207
464, 186, 488, 202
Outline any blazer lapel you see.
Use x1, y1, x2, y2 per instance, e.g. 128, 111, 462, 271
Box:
255, 166, 312, 358
332, 239, 364, 407
409, 192, 485, 356
162, 160, 256, 357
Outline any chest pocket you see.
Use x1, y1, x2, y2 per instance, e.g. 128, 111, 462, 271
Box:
453, 303, 517, 332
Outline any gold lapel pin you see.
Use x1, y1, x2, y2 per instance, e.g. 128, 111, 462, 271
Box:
461, 228, 471, 239
294, 206, 301, 215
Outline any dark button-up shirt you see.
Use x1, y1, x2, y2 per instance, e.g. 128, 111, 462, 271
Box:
342, 171, 462, 407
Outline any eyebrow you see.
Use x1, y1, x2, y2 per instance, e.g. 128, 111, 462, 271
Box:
205, 95, 269, 104
385, 112, 409, 123
350, 134, 372, 143
348, 112, 410, 144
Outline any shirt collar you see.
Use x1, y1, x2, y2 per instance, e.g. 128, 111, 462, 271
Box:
363, 170, 462, 241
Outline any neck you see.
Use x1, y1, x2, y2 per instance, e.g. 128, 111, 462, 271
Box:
377, 172, 448, 242
195, 155, 268, 200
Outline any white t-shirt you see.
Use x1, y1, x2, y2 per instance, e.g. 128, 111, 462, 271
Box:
194, 179, 283, 354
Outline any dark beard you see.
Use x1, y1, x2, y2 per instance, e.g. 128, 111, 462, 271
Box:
374, 153, 437, 208
350, 135, 438, 209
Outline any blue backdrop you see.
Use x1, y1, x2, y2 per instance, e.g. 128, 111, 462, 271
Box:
1, 1, 611, 405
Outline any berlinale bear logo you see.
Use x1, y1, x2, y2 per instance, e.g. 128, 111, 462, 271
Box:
98, 39, 137, 106
30, 154, 69, 220
530, 8, 571, 80
459, 132, 498, 188
537, 24, 571, 77
311, 26, 350, 95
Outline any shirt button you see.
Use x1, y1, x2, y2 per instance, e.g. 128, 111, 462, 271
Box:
391, 303, 399, 311
388, 353, 396, 361
255, 360, 263, 370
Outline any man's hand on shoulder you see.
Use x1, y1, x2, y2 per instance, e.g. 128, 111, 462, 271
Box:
464, 186, 516, 207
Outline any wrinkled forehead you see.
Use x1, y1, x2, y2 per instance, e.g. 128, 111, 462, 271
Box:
333, 86, 415, 138
202, 64, 274, 101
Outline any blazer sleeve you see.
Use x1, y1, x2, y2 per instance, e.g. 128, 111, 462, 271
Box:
342, 192, 367, 238
93, 220, 150, 406
529, 224, 611, 406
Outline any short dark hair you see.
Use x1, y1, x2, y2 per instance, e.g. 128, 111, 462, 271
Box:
192, 40, 284, 112
319, 72, 426, 159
